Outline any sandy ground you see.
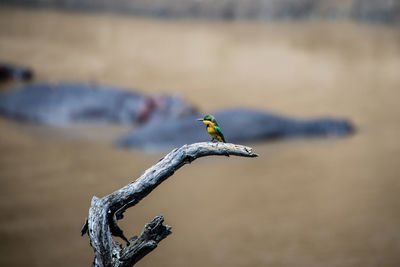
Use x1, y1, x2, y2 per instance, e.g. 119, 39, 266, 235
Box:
0, 7, 400, 267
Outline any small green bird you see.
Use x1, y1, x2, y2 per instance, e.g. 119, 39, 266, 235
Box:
197, 115, 226, 143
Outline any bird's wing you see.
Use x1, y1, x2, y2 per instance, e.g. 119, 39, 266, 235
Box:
216, 126, 226, 143
212, 118, 219, 126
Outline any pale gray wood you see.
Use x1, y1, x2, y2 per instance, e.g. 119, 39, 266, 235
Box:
82, 142, 258, 267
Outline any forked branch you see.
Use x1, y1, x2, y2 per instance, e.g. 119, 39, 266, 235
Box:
82, 142, 258, 267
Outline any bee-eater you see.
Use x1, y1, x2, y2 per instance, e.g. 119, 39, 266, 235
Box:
197, 115, 226, 143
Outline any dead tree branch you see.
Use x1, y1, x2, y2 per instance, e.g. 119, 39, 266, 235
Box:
82, 142, 258, 267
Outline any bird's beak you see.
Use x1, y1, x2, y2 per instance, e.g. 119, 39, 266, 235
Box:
197, 118, 203, 121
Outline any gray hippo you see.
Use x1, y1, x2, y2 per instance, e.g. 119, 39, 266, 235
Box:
0, 82, 197, 125
117, 108, 354, 151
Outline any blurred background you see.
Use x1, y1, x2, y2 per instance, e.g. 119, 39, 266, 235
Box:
0, 1, 400, 266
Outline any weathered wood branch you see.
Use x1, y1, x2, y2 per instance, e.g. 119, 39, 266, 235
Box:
82, 142, 258, 267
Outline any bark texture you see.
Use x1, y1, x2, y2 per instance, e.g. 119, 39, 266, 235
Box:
82, 142, 258, 267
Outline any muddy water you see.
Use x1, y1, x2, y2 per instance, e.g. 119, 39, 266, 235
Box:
0, 7, 400, 267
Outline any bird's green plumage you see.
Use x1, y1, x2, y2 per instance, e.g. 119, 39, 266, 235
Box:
215, 126, 226, 142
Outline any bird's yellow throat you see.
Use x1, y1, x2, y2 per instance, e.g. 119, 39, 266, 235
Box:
202, 120, 214, 127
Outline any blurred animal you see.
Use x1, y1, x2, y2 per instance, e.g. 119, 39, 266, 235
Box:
0, 82, 197, 125
117, 108, 354, 151
0, 82, 355, 152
